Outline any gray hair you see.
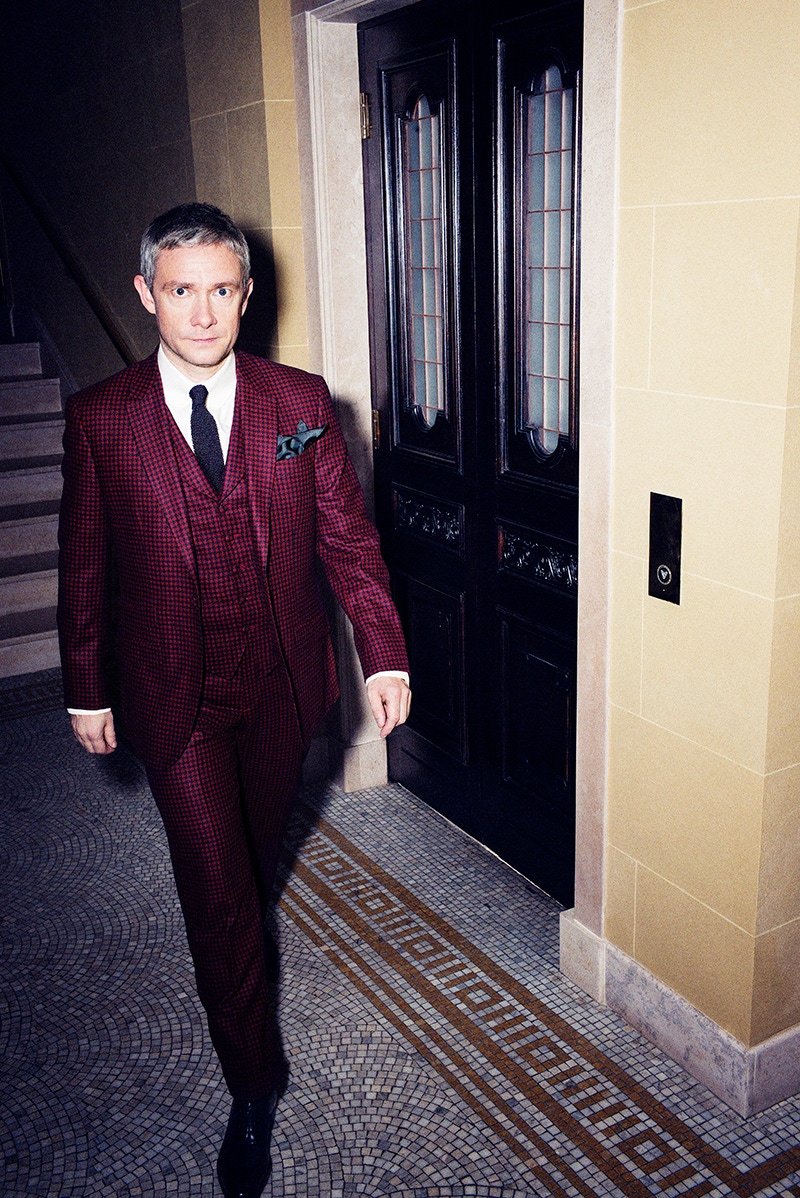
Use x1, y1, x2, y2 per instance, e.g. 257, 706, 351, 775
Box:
139, 203, 251, 290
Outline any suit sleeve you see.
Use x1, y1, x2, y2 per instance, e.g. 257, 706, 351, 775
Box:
57, 402, 113, 710
311, 382, 408, 681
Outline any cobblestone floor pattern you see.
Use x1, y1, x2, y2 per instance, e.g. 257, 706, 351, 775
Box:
2, 670, 800, 1196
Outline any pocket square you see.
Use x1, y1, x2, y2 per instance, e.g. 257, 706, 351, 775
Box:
276, 421, 327, 461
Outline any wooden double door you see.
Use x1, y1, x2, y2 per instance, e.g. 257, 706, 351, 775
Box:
359, 0, 582, 905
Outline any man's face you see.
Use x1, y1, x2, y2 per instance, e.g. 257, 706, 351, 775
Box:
134, 242, 253, 381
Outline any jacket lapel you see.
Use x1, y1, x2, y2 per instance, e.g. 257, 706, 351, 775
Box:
236, 354, 277, 568
123, 355, 196, 577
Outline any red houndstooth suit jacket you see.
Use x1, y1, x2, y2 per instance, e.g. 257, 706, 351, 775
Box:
57, 351, 408, 770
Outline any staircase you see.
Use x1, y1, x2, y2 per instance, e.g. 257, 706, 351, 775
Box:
0, 341, 63, 678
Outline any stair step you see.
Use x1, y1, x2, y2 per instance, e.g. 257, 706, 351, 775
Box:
0, 629, 60, 678
0, 605, 57, 638
0, 550, 59, 580
0, 569, 58, 618
0, 512, 59, 557
0, 453, 63, 473
0, 465, 62, 508
0, 419, 64, 459
0, 377, 61, 417
0, 409, 67, 428
0, 343, 42, 379
0, 498, 61, 523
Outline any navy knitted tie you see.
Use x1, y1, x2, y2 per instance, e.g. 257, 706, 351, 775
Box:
189, 384, 224, 492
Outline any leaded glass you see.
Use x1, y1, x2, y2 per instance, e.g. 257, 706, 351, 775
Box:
518, 64, 574, 455
401, 94, 445, 429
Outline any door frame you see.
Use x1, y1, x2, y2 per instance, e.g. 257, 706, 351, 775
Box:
290, 0, 620, 991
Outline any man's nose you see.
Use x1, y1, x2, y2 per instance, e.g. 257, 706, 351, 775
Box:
191, 295, 217, 327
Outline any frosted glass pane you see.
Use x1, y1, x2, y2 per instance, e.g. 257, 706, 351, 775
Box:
544, 151, 561, 212
411, 269, 423, 315
540, 426, 560, 453
560, 269, 571, 324
529, 267, 544, 317
413, 315, 425, 360
560, 323, 570, 378
527, 323, 543, 375
561, 148, 573, 202
423, 267, 436, 312
545, 211, 560, 263
559, 379, 570, 432
528, 211, 544, 267
544, 269, 560, 324
543, 376, 559, 430
415, 359, 426, 400
425, 314, 438, 360
420, 124, 432, 169
543, 323, 559, 377
560, 210, 571, 268
529, 91, 545, 153
527, 374, 544, 424
561, 88, 574, 151
529, 153, 545, 210
422, 219, 435, 265
545, 86, 561, 152
410, 219, 422, 268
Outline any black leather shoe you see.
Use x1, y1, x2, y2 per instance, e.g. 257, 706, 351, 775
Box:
216, 1091, 278, 1198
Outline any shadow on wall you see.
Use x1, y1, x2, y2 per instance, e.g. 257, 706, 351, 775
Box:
237, 232, 280, 362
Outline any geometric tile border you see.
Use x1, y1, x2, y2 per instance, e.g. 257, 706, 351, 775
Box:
283, 805, 800, 1197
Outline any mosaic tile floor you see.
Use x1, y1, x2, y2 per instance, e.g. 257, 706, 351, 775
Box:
3, 670, 800, 1197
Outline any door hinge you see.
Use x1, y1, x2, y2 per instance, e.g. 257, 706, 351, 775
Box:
360, 91, 372, 140
372, 408, 381, 449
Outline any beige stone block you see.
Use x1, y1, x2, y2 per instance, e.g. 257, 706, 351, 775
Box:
605, 844, 637, 957
270, 226, 309, 348
614, 207, 653, 390
635, 866, 755, 1044
619, 0, 800, 207
766, 595, 800, 773
775, 407, 800, 598
758, 766, 800, 934
265, 101, 303, 228
191, 114, 233, 213
183, 0, 264, 120
649, 200, 799, 406
752, 917, 800, 1043
273, 343, 311, 371
787, 212, 800, 409
259, 0, 296, 101
612, 388, 784, 596
227, 103, 272, 230
608, 705, 762, 931
642, 574, 772, 772
608, 551, 644, 714
574, 423, 613, 932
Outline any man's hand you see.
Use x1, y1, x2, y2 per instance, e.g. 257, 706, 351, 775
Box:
70, 711, 118, 755
366, 676, 411, 739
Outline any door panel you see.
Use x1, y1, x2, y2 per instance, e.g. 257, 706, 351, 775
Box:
360, 0, 581, 906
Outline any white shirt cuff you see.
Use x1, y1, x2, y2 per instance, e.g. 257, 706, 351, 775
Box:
67, 708, 112, 716
364, 671, 410, 688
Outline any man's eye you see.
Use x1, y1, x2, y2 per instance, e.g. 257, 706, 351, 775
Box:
174, 287, 187, 297
218, 288, 230, 297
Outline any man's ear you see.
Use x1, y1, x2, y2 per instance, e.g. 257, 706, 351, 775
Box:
240, 276, 254, 316
134, 274, 157, 315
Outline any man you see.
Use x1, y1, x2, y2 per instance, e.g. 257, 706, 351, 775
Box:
57, 203, 410, 1198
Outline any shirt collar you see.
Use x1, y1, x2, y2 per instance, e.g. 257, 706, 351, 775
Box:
156, 345, 236, 406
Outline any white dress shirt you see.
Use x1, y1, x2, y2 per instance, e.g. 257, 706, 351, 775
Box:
67, 350, 407, 715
